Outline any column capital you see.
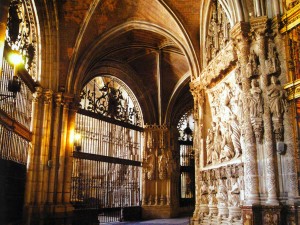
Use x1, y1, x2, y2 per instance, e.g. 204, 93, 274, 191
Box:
32, 86, 43, 103
250, 16, 269, 37
230, 22, 250, 43
54, 92, 63, 106
43, 89, 53, 104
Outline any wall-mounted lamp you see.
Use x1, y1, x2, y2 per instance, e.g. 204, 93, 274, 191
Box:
74, 132, 81, 152
0, 52, 23, 101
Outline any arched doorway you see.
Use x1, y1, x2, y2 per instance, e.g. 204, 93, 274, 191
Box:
71, 75, 144, 223
177, 109, 195, 208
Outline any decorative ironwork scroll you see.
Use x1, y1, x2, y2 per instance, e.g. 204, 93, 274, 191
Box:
6, 0, 38, 78
80, 76, 142, 126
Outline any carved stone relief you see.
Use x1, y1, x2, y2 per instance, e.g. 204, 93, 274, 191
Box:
196, 164, 243, 224
206, 72, 243, 166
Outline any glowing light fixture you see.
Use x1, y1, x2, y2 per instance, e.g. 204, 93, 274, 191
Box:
74, 132, 82, 151
8, 52, 23, 66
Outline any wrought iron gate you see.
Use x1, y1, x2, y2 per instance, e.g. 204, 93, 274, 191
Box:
71, 76, 143, 223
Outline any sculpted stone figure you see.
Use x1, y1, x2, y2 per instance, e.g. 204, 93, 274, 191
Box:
229, 114, 242, 157
267, 76, 286, 118
212, 120, 222, 157
146, 149, 155, 180
208, 180, 217, 205
228, 177, 240, 207
220, 122, 235, 162
216, 179, 228, 206
200, 180, 209, 204
249, 79, 263, 118
158, 149, 168, 180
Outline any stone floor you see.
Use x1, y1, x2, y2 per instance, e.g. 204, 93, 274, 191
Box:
102, 217, 190, 225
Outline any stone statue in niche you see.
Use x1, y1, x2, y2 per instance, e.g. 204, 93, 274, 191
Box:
200, 180, 209, 204
216, 179, 228, 207
246, 51, 260, 78
158, 149, 168, 180
208, 180, 218, 206
249, 79, 263, 118
267, 76, 287, 141
265, 40, 281, 75
249, 79, 264, 142
145, 149, 155, 180
228, 177, 240, 207
267, 76, 287, 118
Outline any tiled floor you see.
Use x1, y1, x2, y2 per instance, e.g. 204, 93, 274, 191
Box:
102, 217, 190, 225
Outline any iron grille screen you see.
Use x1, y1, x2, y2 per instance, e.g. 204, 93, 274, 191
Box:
0, 123, 30, 165
0, 59, 33, 130
71, 112, 142, 210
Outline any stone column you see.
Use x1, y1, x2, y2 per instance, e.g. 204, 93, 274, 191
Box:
190, 85, 205, 223
0, 0, 10, 75
272, 18, 299, 204
56, 95, 72, 206
36, 90, 53, 206
231, 22, 260, 205
47, 93, 63, 204
251, 16, 279, 205
23, 86, 43, 222
63, 98, 80, 208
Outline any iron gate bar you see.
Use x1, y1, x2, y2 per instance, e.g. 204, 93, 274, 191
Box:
73, 151, 142, 167
78, 108, 143, 132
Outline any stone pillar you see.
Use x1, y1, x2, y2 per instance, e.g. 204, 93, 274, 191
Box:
190, 85, 205, 223
0, 0, 10, 75
36, 90, 53, 206
231, 22, 260, 205
251, 16, 279, 205
272, 18, 299, 204
63, 98, 80, 208
23, 86, 43, 223
47, 93, 63, 204
56, 95, 71, 207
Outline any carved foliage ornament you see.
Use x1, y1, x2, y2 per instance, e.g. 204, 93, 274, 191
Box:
6, 0, 36, 76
